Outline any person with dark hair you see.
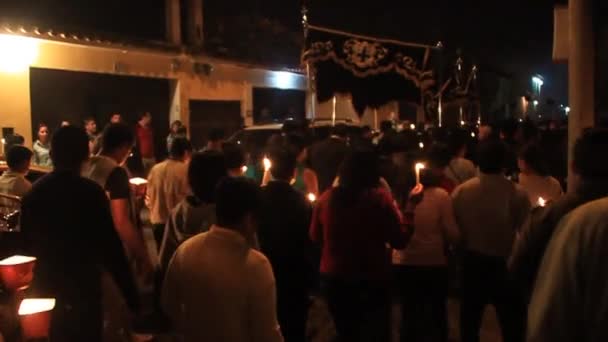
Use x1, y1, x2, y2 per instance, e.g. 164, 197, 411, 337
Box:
146, 137, 193, 248
20, 126, 139, 341
204, 128, 225, 152
83, 123, 153, 278
452, 139, 530, 342
287, 134, 319, 196
511, 128, 608, 301
310, 149, 411, 342
110, 113, 122, 124
446, 129, 477, 186
135, 112, 155, 175
500, 118, 520, 178
223, 142, 247, 177
166, 120, 186, 153
163, 177, 283, 342
392, 154, 460, 341
33, 123, 52, 167
426, 142, 457, 194
84, 117, 98, 138
158, 151, 227, 270
0, 145, 33, 201
309, 124, 350, 193
517, 143, 562, 205
258, 146, 314, 342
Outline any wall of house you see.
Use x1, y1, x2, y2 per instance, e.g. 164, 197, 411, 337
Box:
0, 34, 306, 150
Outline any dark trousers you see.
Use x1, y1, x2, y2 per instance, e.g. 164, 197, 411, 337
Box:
50, 300, 103, 342
153, 223, 165, 251
460, 251, 526, 342
394, 265, 448, 342
277, 285, 309, 342
321, 276, 390, 342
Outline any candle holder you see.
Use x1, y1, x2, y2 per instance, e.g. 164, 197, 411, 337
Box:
18, 298, 55, 340
0, 256, 36, 291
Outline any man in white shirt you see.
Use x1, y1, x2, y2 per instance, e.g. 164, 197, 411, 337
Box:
146, 137, 192, 248
162, 177, 283, 342
528, 198, 608, 342
452, 140, 530, 342
0, 145, 33, 209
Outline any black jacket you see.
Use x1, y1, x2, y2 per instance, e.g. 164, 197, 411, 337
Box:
258, 181, 314, 291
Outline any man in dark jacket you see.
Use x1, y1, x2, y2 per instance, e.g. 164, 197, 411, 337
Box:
20, 126, 139, 342
510, 128, 608, 299
309, 124, 349, 193
258, 146, 314, 342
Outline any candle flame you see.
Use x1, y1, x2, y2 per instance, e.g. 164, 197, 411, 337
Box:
537, 197, 546, 207
410, 124, 416, 130
241, 165, 248, 174
18, 298, 56, 316
263, 157, 272, 171
418, 142, 424, 149
471, 132, 476, 138
460, 120, 465, 126
307, 193, 316, 203
129, 177, 147, 186
415, 163, 426, 172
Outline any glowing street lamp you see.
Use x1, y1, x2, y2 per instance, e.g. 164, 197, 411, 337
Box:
532, 75, 544, 98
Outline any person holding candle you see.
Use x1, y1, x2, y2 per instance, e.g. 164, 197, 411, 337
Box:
310, 149, 412, 342
511, 128, 608, 301
393, 146, 461, 342
308, 124, 350, 194
19, 126, 140, 342
452, 139, 530, 342
222, 142, 248, 178
258, 146, 314, 342
446, 129, 478, 186
517, 143, 563, 206
286, 134, 319, 197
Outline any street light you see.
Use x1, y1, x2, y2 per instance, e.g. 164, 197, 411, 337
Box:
532, 75, 544, 99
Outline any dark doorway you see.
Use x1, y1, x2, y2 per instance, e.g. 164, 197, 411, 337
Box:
189, 100, 242, 150
29, 67, 170, 159
252, 88, 306, 124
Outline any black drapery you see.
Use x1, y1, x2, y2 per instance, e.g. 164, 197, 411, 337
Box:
303, 29, 438, 115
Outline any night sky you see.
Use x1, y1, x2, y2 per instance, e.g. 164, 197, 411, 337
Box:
0, 0, 569, 103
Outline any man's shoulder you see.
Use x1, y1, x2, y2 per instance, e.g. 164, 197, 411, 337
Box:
453, 176, 480, 194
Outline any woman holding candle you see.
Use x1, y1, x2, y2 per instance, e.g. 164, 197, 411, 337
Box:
310, 149, 412, 342
393, 147, 461, 342
517, 143, 563, 206
287, 134, 319, 197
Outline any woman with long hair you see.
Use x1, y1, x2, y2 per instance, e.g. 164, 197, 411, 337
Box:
392, 144, 461, 342
33, 123, 52, 167
310, 149, 411, 342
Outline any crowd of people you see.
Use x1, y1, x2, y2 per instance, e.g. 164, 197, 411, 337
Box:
1, 114, 608, 342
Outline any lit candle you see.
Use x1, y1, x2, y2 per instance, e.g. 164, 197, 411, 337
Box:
0, 255, 36, 291
460, 120, 465, 126
471, 132, 476, 138
129, 177, 147, 186
307, 193, 316, 203
241, 165, 248, 174
19, 298, 56, 339
418, 142, 424, 149
263, 157, 272, 172
415, 163, 425, 185
410, 123, 416, 130
537, 197, 546, 207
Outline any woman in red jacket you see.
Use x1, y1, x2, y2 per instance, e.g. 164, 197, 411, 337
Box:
310, 149, 412, 342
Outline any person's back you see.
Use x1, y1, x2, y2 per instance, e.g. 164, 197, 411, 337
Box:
0, 146, 33, 210
19, 126, 138, 342
146, 158, 189, 225
453, 174, 529, 257
162, 177, 282, 342
519, 173, 562, 205
163, 229, 277, 341
528, 198, 608, 342
310, 126, 349, 193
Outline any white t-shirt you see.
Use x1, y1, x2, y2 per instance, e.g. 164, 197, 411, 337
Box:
519, 173, 563, 206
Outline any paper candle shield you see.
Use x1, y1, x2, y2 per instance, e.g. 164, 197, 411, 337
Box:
0, 255, 36, 290
19, 298, 56, 339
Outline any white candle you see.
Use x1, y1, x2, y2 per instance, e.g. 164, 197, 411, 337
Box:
263, 157, 272, 172
415, 163, 425, 185
129, 177, 147, 186
18, 298, 56, 316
